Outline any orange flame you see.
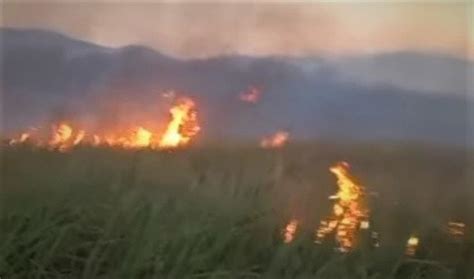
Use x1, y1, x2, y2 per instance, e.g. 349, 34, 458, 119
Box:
132, 127, 153, 148
5, 95, 200, 152
314, 161, 369, 252
158, 97, 200, 149
260, 131, 289, 149
49, 123, 74, 151
239, 86, 262, 104
283, 219, 299, 243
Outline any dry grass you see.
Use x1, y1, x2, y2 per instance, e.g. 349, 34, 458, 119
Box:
1, 143, 473, 278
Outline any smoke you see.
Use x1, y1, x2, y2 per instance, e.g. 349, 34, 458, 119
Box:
2, 2, 470, 59
1, 27, 471, 146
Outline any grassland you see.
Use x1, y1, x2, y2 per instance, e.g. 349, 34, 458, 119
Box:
1, 143, 473, 278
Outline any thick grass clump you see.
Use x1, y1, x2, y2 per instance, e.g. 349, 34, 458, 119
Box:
1, 143, 473, 278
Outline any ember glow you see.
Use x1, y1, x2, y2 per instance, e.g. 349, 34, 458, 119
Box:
447, 221, 466, 240
283, 219, 299, 243
239, 86, 262, 104
405, 235, 419, 256
260, 131, 289, 149
314, 161, 369, 252
6, 95, 200, 152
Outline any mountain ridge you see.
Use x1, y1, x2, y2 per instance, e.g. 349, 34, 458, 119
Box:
1, 28, 471, 146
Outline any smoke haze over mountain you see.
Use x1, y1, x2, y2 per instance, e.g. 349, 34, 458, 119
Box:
1, 28, 472, 146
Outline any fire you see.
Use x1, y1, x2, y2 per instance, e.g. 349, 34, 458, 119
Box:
4, 95, 200, 152
73, 130, 85, 146
49, 123, 74, 151
158, 97, 200, 149
405, 235, 419, 256
314, 161, 369, 252
99, 127, 153, 149
133, 127, 152, 148
19, 133, 30, 143
283, 219, 299, 243
447, 221, 465, 240
239, 86, 262, 104
260, 131, 289, 148
8, 132, 30, 145
93, 135, 101, 146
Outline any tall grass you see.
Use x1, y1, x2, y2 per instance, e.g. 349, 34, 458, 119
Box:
1, 144, 473, 278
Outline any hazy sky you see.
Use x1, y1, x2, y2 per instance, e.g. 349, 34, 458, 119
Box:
2, 1, 473, 58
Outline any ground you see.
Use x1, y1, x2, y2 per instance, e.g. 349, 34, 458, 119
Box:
1, 143, 473, 278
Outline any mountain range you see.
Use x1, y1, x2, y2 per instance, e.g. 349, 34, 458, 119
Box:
1, 28, 472, 146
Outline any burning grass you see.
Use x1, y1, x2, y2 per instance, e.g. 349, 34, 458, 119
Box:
1, 143, 473, 278
7, 96, 201, 151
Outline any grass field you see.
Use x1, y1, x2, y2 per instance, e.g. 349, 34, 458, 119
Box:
1, 143, 473, 278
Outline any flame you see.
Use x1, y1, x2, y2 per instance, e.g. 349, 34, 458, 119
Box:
314, 161, 369, 252
260, 131, 289, 148
49, 123, 74, 151
283, 219, 299, 243
93, 135, 101, 146
405, 235, 419, 256
447, 221, 465, 240
5, 94, 200, 152
158, 97, 200, 149
6, 124, 135, 151
9, 132, 30, 145
19, 133, 30, 142
73, 130, 85, 146
132, 127, 153, 148
239, 86, 262, 104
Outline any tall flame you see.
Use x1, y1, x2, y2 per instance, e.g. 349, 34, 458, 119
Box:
158, 97, 200, 149
314, 161, 369, 252
260, 131, 289, 149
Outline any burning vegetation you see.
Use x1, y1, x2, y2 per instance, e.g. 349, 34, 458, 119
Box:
314, 161, 370, 252
283, 219, 299, 244
283, 161, 371, 253
7, 96, 201, 151
260, 131, 289, 149
4, 87, 470, 270
405, 235, 420, 256
8, 132, 30, 145
158, 97, 200, 149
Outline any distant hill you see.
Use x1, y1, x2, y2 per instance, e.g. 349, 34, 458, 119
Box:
330, 51, 471, 95
1, 28, 472, 146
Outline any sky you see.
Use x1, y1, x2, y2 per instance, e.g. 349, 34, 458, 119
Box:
2, 1, 473, 59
